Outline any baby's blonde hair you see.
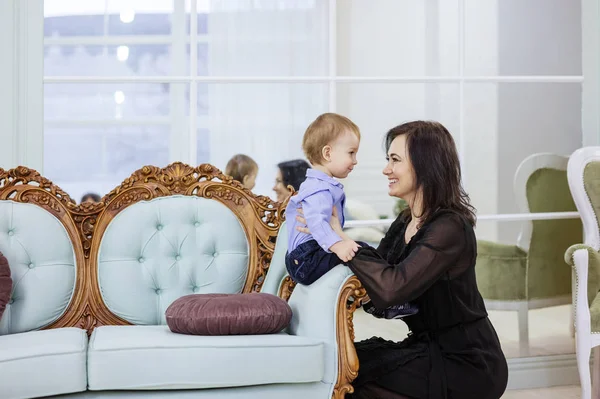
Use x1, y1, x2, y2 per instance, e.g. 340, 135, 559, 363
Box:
302, 113, 360, 165
225, 154, 258, 183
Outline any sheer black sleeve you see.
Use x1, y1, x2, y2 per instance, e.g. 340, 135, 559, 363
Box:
348, 213, 467, 308
375, 214, 406, 259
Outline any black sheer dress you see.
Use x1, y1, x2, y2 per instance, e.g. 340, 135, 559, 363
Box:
347, 210, 508, 399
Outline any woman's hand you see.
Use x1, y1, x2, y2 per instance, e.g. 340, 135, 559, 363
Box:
295, 206, 346, 237
294, 207, 309, 234
329, 206, 343, 234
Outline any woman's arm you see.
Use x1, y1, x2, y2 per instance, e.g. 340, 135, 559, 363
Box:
348, 214, 467, 308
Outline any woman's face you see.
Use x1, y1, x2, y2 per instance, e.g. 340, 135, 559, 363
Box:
272, 169, 291, 202
383, 134, 417, 200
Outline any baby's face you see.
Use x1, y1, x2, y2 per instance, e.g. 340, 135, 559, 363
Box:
328, 130, 359, 179
243, 170, 257, 191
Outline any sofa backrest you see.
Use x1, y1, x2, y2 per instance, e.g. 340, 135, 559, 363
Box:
98, 196, 250, 325
0, 167, 80, 335
0, 163, 286, 334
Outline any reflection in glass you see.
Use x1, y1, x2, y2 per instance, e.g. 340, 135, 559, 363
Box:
44, 126, 169, 202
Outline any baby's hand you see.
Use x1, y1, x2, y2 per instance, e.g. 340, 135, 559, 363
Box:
330, 240, 360, 263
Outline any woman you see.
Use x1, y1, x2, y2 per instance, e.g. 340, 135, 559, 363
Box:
297, 121, 507, 399
272, 159, 311, 202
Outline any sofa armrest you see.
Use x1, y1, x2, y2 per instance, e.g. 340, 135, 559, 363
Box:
281, 265, 366, 399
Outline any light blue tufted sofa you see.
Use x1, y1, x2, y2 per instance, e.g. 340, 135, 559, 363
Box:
0, 164, 366, 399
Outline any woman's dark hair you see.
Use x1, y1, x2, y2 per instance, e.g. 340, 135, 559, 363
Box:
80, 192, 101, 203
277, 159, 311, 192
385, 121, 476, 226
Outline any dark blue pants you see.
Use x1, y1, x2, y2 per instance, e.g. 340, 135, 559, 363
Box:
285, 239, 348, 285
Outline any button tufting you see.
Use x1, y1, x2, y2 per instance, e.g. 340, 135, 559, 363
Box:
8, 298, 14, 305
7, 230, 14, 236
155, 288, 162, 295
156, 224, 163, 231
192, 286, 199, 293
213, 252, 218, 257
194, 222, 200, 227
28, 263, 34, 269
138, 257, 145, 263
175, 255, 181, 261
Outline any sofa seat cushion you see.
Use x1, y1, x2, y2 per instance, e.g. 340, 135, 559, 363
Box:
0, 327, 88, 399
166, 293, 292, 336
88, 325, 325, 390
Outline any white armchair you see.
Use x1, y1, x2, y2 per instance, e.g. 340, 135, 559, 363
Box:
565, 147, 600, 399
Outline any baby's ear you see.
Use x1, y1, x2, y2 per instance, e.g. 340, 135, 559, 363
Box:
321, 145, 332, 162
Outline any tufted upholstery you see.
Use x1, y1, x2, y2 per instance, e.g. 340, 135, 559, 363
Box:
98, 196, 249, 325
0, 201, 76, 335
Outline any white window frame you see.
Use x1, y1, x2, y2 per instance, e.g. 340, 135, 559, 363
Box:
6, 0, 592, 223
0, 0, 44, 171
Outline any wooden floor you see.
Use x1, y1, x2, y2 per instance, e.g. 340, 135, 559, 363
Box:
353, 304, 575, 359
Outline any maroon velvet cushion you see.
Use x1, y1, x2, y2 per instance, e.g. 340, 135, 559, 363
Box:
165, 293, 292, 336
0, 251, 12, 321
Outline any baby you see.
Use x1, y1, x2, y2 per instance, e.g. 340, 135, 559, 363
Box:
285, 113, 418, 319
225, 154, 258, 190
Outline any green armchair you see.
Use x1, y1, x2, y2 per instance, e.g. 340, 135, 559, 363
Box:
476, 153, 582, 356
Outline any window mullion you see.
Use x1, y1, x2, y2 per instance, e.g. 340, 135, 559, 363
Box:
189, 0, 198, 165
170, 0, 188, 163
328, 0, 336, 112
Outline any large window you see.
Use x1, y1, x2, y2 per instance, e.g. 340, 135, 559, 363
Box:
43, 0, 326, 201
44, 0, 583, 239
39, 0, 590, 362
